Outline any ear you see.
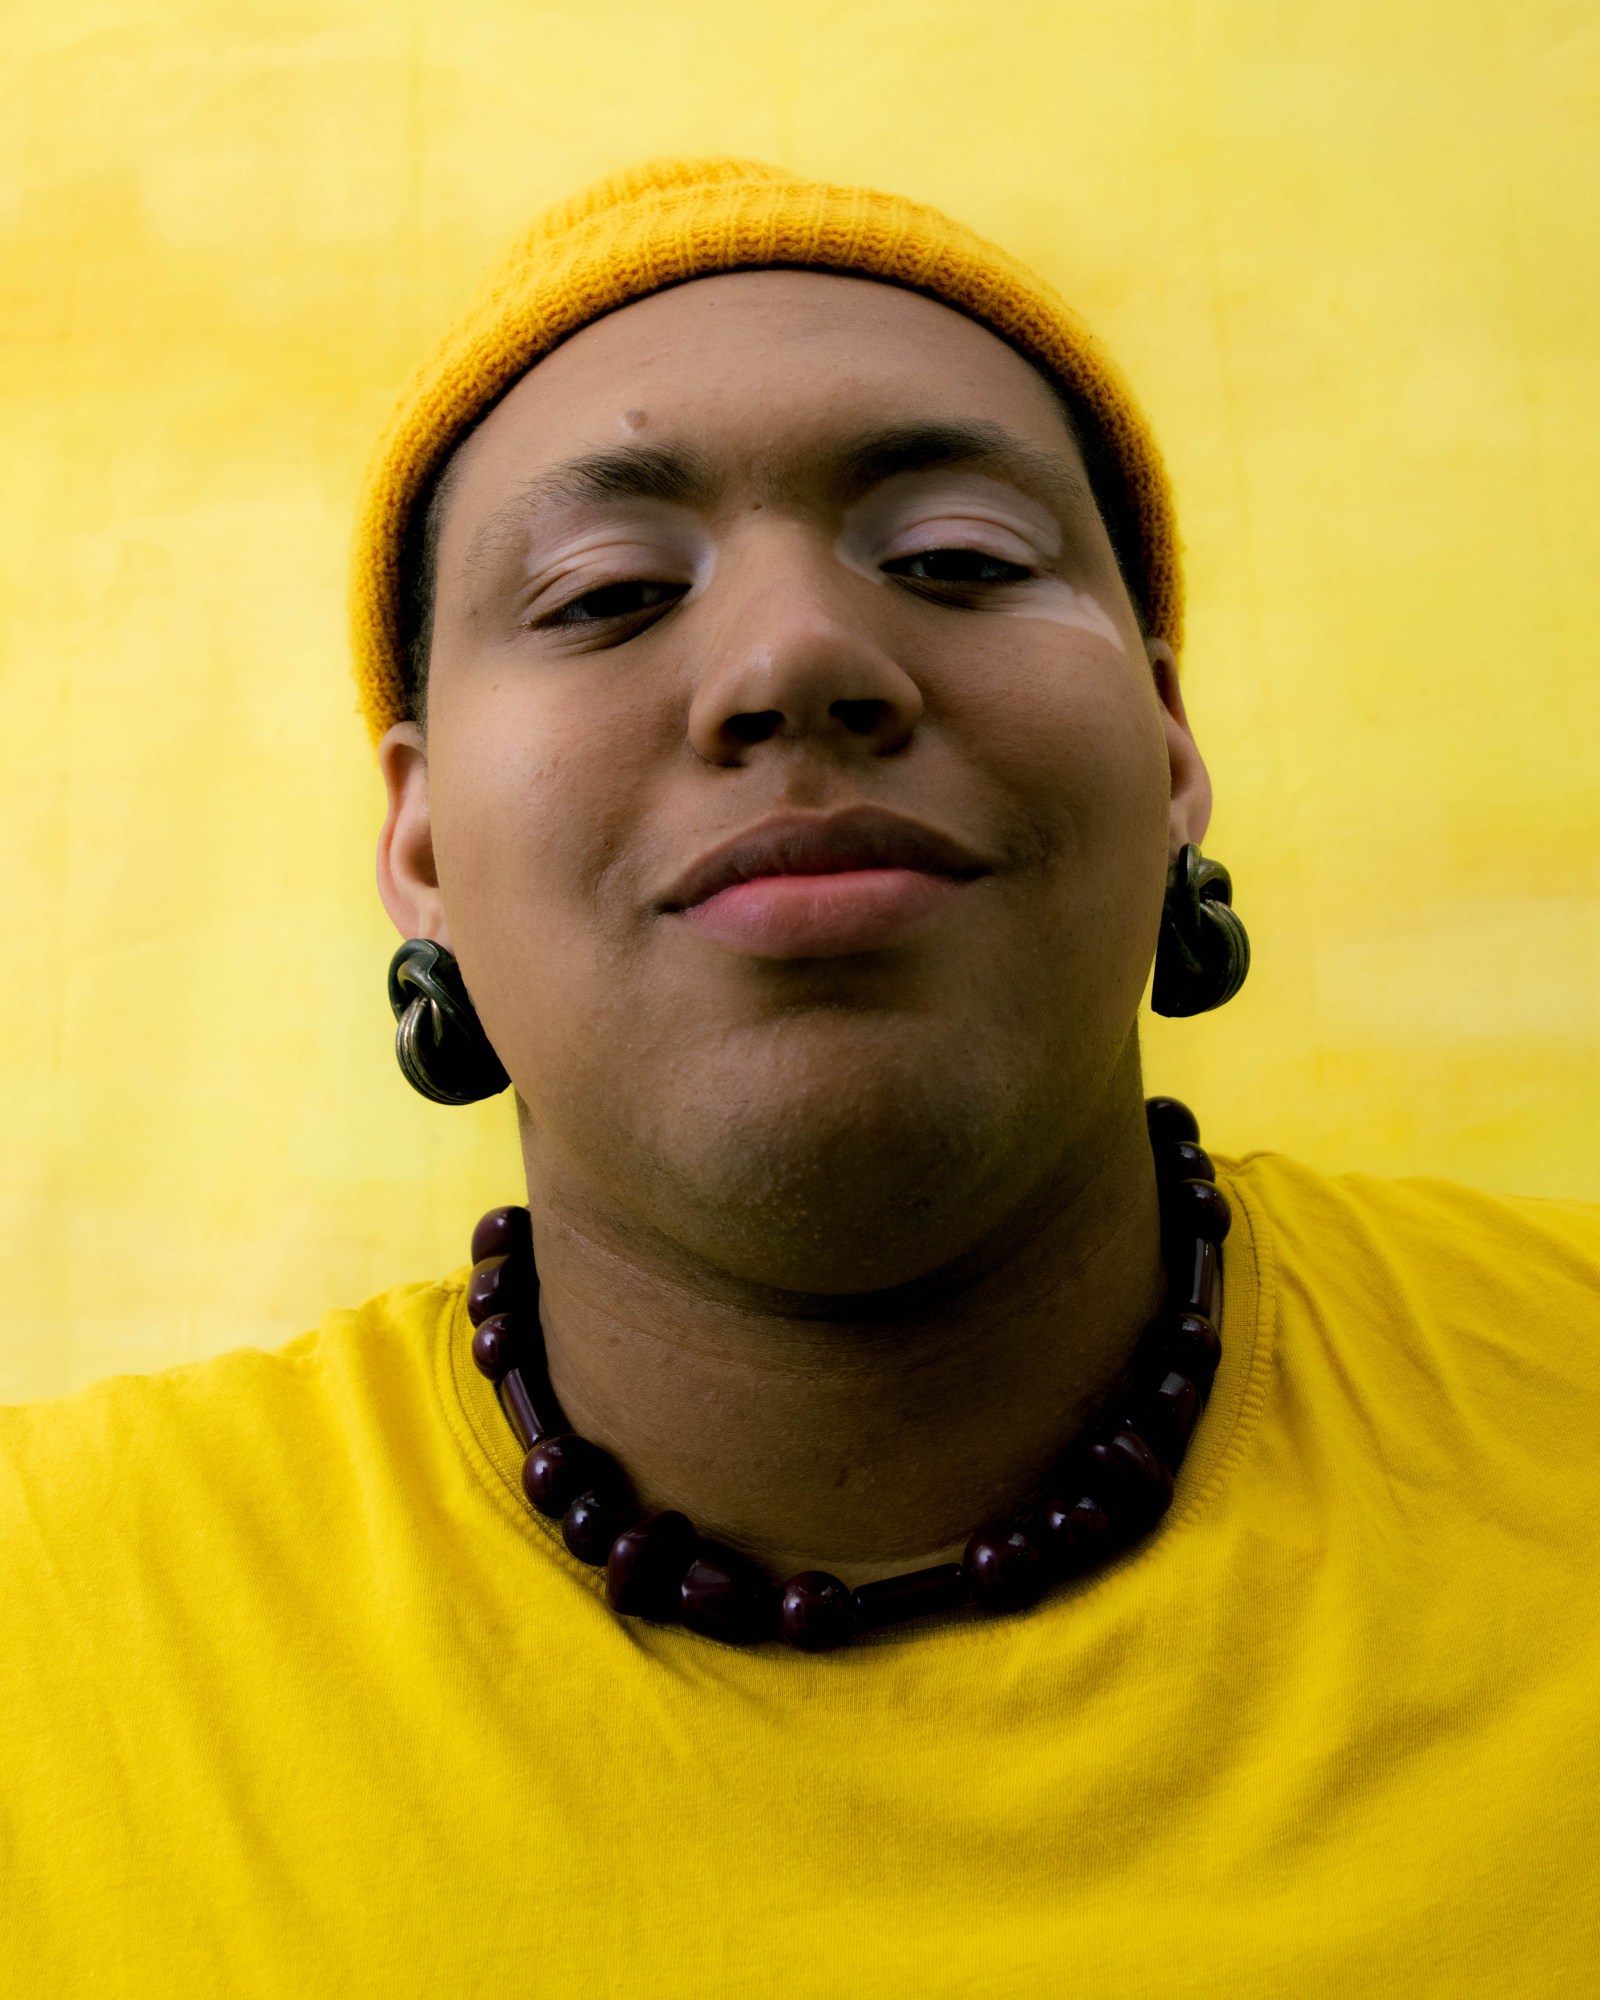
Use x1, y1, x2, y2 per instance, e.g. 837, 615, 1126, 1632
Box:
376, 722, 451, 948
1148, 639, 1213, 855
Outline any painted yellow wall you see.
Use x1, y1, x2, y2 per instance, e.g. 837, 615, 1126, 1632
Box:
5, 1, 1597, 1400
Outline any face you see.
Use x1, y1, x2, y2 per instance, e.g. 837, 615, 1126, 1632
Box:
379, 271, 1210, 1292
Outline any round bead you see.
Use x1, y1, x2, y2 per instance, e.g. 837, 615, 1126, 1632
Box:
1154, 1311, 1222, 1387
470, 1205, 533, 1266
962, 1523, 1047, 1613
1168, 1177, 1232, 1244
470, 1313, 518, 1382
562, 1487, 638, 1567
1039, 1494, 1116, 1577
606, 1511, 697, 1620
1081, 1429, 1175, 1532
1145, 1096, 1200, 1147
1158, 1141, 1215, 1186
778, 1572, 858, 1652
679, 1542, 779, 1646
521, 1433, 620, 1519
466, 1254, 532, 1327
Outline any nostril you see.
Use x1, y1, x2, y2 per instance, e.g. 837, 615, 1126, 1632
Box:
724, 709, 783, 746
831, 699, 885, 737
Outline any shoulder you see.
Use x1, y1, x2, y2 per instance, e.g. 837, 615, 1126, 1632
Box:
1223, 1150, 1600, 1310
0, 1268, 497, 1916
0, 1271, 469, 1562
1217, 1151, 1600, 1484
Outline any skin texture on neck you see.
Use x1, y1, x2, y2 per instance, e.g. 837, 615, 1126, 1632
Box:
376, 270, 1213, 1579
523, 1041, 1162, 1583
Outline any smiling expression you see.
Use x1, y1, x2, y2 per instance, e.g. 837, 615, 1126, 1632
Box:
378, 270, 1209, 1291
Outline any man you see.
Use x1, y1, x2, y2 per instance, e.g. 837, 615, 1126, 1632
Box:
4, 158, 1597, 1997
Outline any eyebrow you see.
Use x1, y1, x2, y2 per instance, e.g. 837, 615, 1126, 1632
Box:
463, 418, 1093, 572
831, 420, 1092, 514
464, 444, 719, 571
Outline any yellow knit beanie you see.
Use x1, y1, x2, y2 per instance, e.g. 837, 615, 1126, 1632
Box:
350, 157, 1181, 743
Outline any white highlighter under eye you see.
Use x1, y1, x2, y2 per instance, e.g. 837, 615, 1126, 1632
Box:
834, 471, 1126, 653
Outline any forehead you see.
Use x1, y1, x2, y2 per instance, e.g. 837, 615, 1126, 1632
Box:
440, 270, 1086, 527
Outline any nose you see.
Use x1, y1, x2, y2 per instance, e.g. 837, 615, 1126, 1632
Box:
686, 530, 924, 766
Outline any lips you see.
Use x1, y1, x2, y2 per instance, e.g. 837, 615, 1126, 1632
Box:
660, 807, 990, 958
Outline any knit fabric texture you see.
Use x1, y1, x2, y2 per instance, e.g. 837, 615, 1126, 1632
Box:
349, 156, 1182, 743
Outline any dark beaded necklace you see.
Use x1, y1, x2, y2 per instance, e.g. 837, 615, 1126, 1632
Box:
466, 1096, 1229, 1652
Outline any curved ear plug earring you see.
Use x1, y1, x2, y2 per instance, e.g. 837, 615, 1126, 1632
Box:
387, 939, 510, 1105
1151, 844, 1251, 1017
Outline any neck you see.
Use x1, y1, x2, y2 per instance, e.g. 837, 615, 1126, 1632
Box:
519, 1096, 1164, 1588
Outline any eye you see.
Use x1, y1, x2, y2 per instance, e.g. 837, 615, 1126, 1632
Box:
538, 579, 688, 628
882, 548, 1033, 586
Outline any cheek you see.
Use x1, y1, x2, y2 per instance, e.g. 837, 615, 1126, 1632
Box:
936, 630, 1172, 1036
425, 678, 667, 994
935, 624, 1171, 870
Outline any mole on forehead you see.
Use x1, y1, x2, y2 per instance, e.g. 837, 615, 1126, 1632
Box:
459, 418, 1094, 573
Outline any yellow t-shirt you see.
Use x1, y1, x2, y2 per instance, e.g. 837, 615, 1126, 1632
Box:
3, 1153, 1598, 1998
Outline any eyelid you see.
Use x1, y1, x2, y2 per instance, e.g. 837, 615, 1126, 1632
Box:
839, 471, 1065, 572
534, 580, 688, 632
877, 515, 1045, 566
523, 578, 688, 637
518, 532, 704, 619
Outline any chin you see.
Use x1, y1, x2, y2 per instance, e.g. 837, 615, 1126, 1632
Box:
611, 1026, 1087, 1296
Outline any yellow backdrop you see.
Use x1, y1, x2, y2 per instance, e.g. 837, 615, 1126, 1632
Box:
5, 0, 1597, 1401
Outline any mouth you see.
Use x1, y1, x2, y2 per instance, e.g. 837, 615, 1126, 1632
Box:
660, 807, 991, 959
